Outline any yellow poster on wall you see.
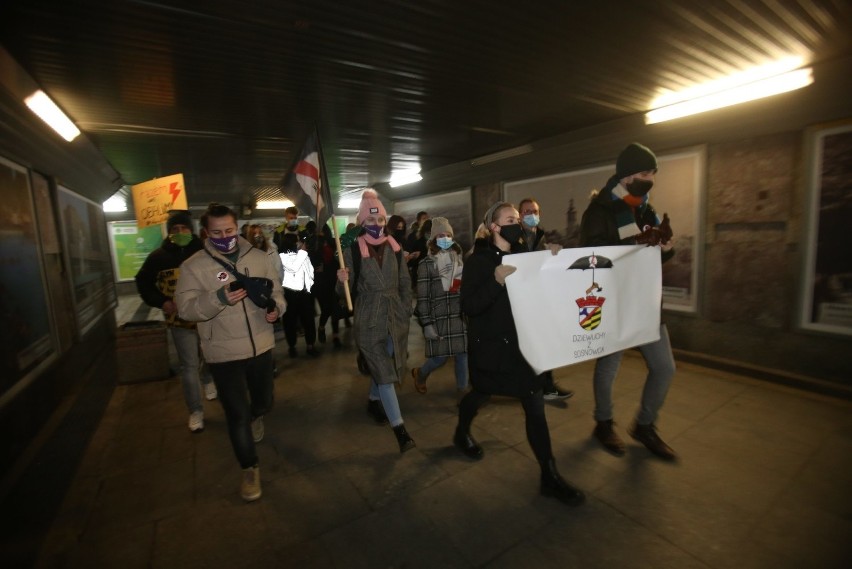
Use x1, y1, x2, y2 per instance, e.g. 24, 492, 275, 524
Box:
131, 173, 189, 228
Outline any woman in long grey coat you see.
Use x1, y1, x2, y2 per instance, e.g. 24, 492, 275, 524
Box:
411, 217, 468, 394
337, 189, 415, 453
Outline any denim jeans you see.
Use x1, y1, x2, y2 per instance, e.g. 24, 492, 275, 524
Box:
170, 327, 214, 413
208, 350, 274, 469
367, 335, 404, 427
418, 353, 468, 390
592, 324, 676, 425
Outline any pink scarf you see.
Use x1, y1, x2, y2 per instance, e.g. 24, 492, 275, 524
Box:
358, 234, 401, 258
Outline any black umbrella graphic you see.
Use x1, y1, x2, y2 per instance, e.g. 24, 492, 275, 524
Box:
567, 253, 613, 295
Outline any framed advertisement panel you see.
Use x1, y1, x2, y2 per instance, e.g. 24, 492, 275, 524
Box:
57, 185, 117, 336
801, 122, 852, 335
504, 147, 705, 312
108, 221, 165, 282
394, 188, 473, 252
0, 155, 57, 399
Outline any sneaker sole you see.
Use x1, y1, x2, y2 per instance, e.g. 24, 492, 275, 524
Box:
241, 490, 262, 502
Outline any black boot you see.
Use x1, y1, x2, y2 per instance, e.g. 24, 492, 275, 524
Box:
366, 399, 389, 425
392, 424, 416, 453
453, 428, 484, 460
540, 459, 585, 506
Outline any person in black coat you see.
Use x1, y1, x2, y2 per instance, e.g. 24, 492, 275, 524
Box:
454, 201, 584, 507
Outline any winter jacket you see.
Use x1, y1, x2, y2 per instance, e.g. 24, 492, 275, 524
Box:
280, 249, 314, 292
415, 251, 467, 358
175, 236, 286, 364
461, 239, 542, 397
339, 238, 411, 385
579, 185, 675, 263
134, 235, 204, 328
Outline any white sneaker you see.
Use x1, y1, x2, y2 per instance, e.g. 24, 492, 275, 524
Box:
251, 416, 264, 443
240, 466, 262, 502
188, 411, 204, 432
204, 382, 218, 400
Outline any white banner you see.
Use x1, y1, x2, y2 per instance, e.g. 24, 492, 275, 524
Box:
504, 245, 662, 374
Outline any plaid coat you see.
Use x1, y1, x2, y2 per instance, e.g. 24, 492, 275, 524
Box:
340, 239, 411, 385
415, 253, 467, 358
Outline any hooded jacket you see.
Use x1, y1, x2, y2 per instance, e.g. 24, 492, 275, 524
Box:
175, 236, 286, 363
280, 249, 315, 292
134, 235, 204, 328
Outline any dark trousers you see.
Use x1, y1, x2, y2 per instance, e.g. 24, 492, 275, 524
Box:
457, 388, 553, 463
315, 281, 340, 334
283, 288, 317, 346
208, 350, 274, 469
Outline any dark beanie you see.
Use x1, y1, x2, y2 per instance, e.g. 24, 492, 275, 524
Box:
166, 210, 193, 232
616, 143, 657, 179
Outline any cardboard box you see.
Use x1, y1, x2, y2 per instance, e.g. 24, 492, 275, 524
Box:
116, 321, 170, 383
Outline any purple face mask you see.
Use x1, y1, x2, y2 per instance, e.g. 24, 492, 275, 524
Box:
209, 235, 237, 253
363, 224, 384, 239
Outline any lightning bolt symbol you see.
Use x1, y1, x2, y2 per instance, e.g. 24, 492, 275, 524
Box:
169, 182, 180, 205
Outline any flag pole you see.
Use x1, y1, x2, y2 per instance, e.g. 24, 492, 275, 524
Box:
314, 126, 353, 312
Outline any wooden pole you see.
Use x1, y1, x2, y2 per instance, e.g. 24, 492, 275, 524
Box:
331, 214, 353, 312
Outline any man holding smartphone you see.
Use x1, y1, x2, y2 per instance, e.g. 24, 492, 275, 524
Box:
176, 203, 285, 502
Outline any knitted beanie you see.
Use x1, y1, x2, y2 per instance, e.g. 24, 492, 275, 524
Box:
429, 216, 453, 239
357, 188, 387, 223
616, 143, 658, 179
166, 210, 193, 233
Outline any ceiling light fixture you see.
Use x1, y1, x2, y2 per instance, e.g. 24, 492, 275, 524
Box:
470, 144, 533, 167
24, 90, 81, 141
102, 195, 127, 213
388, 170, 422, 188
255, 199, 295, 210
645, 58, 813, 124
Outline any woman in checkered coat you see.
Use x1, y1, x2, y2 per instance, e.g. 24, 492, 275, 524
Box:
410, 217, 468, 395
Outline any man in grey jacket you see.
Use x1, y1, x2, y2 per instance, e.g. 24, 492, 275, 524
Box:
176, 203, 285, 502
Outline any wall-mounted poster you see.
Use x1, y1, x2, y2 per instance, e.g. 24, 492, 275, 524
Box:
0, 155, 56, 398
108, 221, 164, 282
504, 147, 704, 312
801, 122, 852, 335
394, 189, 473, 252
57, 186, 117, 336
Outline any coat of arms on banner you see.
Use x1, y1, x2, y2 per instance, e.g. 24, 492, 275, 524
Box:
569, 253, 613, 331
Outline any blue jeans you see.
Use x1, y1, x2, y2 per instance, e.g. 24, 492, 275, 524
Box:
418, 353, 468, 390
592, 324, 675, 425
367, 335, 404, 427
208, 350, 274, 469
170, 327, 214, 413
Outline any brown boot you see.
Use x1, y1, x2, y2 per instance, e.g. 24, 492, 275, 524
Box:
593, 419, 626, 455
629, 422, 676, 460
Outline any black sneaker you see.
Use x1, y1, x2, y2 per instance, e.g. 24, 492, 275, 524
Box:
543, 387, 574, 401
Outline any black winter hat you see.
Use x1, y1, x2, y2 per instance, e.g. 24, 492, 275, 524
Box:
166, 210, 193, 233
616, 143, 657, 179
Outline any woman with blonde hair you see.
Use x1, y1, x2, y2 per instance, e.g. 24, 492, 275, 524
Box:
455, 202, 584, 506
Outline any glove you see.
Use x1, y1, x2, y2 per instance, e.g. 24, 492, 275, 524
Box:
423, 324, 439, 340
494, 264, 517, 285
635, 213, 673, 247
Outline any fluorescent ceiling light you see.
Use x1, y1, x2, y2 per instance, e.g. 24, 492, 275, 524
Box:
646, 63, 813, 124
337, 196, 362, 209
470, 144, 533, 166
102, 195, 127, 213
255, 199, 295, 210
24, 90, 81, 141
389, 170, 422, 188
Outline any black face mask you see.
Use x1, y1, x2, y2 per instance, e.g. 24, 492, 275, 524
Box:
497, 223, 524, 246
392, 229, 406, 243
626, 178, 654, 197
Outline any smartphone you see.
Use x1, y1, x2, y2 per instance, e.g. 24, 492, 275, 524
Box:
229, 281, 245, 292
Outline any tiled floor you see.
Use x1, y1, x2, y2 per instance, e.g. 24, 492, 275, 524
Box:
22, 297, 852, 567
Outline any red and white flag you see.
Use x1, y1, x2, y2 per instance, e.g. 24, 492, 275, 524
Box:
282, 127, 332, 229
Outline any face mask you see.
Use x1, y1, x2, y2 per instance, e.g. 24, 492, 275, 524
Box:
497, 223, 524, 246
169, 233, 192, 247
522, 214, 540, 228
436, 237, 454, 250
364, 224, 384, 239
209, 235, 237, 253
252, 235, 265, 247
392, 229, 406, 243
626, 178, 654, 197
286, 220, 299, 230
